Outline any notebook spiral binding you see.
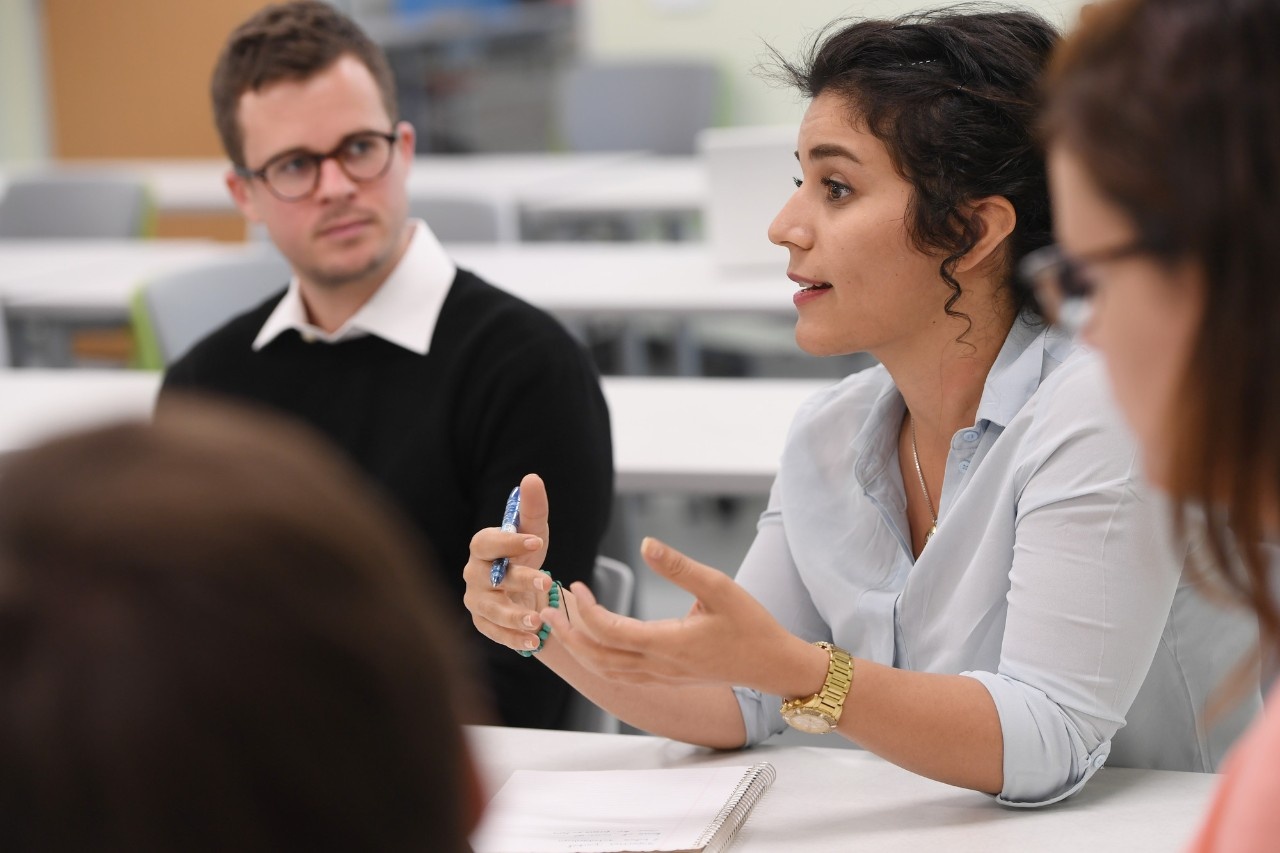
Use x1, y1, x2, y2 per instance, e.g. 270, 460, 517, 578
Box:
693, 762, 777, 853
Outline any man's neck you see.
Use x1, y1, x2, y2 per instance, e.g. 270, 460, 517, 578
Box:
297, 223, 414, 333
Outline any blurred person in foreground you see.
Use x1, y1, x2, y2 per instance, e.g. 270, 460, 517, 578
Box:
0, 403, 486, 852
1038, 0, 1280, 847
161, 0, 613, 730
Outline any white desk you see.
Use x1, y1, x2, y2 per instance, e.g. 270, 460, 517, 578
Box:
0, 153, 701, 231
0, 240, 792, 323
603, 377, 823, 494
0, 372, 818, 495
0, 240, 239, 318
467, 725, 1217, 852
0, 370, 160, 452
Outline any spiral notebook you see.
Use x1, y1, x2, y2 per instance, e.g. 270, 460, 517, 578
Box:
471, 762, 776, 853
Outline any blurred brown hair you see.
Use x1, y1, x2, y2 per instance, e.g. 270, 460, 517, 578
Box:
210, 0, 398, 167
0, 402, 484, 852
1044, 0, 1280, 645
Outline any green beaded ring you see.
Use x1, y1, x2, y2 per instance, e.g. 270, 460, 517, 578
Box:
518, 571, 561, 657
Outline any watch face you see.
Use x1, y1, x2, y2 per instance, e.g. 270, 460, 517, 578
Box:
784, 710, 834, 734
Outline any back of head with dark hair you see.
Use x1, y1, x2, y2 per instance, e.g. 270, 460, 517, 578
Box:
1045, 0, 1280, 646
0, 402, 483, 852
770, 5, 1059, 321
210, 0, 398, 167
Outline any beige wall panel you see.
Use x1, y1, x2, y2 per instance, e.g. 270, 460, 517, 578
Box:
44, 0, 265, 159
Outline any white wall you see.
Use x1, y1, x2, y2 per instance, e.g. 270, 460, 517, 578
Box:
0, 0, 49, 163
579, 0, 1089, 127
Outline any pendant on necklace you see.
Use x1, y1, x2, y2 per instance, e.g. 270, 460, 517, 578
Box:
924, 524, 937, 545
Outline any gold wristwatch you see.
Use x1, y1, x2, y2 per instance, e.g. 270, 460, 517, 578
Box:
779, 641, 854, 734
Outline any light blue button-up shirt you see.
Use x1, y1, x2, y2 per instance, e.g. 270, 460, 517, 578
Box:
733, 317, 1260, 806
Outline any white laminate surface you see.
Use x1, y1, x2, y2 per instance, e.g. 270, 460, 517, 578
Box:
0, 240, 793, 320
0, 370, 161, 452
467, 725, 1217, 853
0, 372, 818, 495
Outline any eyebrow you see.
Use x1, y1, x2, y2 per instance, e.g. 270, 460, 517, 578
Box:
261, 129, 389, 167
793, 144, 863, 165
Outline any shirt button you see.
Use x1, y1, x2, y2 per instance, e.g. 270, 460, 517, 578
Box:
1092, 753, 1108, 770
301, 331, 316, 343
958, 460, 970, 472
962, 430, 980, 443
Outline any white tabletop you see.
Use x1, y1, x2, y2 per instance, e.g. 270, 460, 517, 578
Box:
0, 370, 160, 451
603, 377, 824, 493
0, 371, 819, 495
0, 153, 697, 218
467, 725, 1217, 852
518, 156, 707, 217
0, 240, 793, 320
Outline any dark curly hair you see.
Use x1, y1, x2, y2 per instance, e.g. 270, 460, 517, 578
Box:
769, 6, 1058, 328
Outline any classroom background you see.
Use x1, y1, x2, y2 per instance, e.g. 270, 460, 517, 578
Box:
0, 0, 1091, 636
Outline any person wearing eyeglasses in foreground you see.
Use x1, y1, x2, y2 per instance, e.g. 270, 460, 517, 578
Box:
160, 1, 614, 731
463, 8, 1259, 806
1037, 0, 1279, 846
0, 403, 487, 852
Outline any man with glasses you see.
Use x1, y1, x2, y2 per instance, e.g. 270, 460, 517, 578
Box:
161, 0, 614, 731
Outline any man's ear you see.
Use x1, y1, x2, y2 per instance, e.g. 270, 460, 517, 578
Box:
953, 195, 1017, 274
225, 169, 263, 224
394, 120, 416, 162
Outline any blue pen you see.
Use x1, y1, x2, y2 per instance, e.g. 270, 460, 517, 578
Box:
490, 485, 522, 587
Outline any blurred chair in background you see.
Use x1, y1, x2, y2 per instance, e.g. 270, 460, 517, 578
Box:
0, 174, 153, 239
556, 60, 718, 157
131, 249, 290, 369
564, 555, 636, 734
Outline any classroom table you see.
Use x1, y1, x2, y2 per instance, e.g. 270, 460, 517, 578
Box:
0, 240, 788, 319
0, 371, 823, 496
0, 239, 793, 366
467, 724, 1218, 853
0, 153, 705, 241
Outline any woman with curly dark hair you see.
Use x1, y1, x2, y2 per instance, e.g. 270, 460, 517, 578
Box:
1037, 0, 1280, 845
464, 7, 1259, 807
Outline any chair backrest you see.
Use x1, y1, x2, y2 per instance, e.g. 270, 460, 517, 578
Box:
563, 556, 636, 734
0, 174, 153, 239
408, 195, 510, 242
697, 124, 796, 270
132, 249, 291, 369
557, 61, 719, 156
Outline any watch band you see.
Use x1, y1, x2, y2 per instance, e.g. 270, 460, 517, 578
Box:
780, 641, 854, 731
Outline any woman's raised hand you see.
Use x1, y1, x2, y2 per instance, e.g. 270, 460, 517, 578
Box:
462, 472, 553, 655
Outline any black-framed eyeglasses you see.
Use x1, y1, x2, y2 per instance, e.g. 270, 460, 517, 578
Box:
1018, 241, 1149, 337
235, 130, 399, 202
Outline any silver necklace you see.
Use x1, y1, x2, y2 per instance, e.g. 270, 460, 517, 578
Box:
909, 413, 938, 545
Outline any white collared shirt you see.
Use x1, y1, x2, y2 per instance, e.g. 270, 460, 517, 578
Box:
252, 219, 457, 355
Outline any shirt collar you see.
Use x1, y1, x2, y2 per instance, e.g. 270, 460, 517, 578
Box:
850, 313, 1071, 485
252, 219, 457, 355
974, 313, 1073, 430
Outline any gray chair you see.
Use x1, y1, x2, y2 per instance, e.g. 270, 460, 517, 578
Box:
133, 249, 290, 368
408, 195, 511, 242
0, 174, 153, 239
556, 61, 719, 156
564, 555, 637, 734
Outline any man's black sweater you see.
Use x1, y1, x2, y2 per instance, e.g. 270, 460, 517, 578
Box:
162, 269, 614, 729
